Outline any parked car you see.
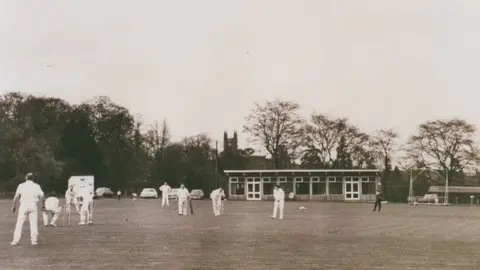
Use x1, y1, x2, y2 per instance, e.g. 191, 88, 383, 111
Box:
95, 187, 114, 198
410, 194, 439, 204
190, 189, 204, 200
140, 188, 158, 199
169, 188, 180, 200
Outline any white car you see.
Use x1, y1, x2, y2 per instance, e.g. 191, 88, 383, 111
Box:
169, 188, 180, 200
140, 188, 158, 199
190, 189, 204, 200
95, 187, 114, 198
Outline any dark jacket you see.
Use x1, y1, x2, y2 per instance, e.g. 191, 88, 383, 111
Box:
376, 194, 382, 201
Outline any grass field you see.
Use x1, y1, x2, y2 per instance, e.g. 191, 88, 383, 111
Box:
0, 199, 479, 270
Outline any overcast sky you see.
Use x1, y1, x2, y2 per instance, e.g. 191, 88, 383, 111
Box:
1, 0, 479, 152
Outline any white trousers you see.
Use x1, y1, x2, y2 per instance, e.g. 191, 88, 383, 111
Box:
79, 200, 93, 224
43, 206, 62, 226
272, 200, 285, 219
13, 203, 38, 244
162, 194, 169, 206
212, 198, 221, 216
178, 198, 187, 215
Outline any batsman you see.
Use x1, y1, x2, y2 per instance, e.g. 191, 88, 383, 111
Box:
64, 185, 79, 225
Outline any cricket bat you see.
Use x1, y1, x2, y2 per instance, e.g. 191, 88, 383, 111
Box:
189, 199, 194, 215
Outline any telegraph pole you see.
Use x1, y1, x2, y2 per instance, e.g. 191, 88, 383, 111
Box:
215, 141, 219, 187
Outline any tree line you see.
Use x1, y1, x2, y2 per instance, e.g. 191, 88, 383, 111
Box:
0, 92, 220, 194
243, 100, 480, 199
1, 93, 480, 199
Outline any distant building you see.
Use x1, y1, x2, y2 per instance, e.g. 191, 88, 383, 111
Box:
223, 131, 269, 169
225, 169, 381, 202
223, 131, 238, 155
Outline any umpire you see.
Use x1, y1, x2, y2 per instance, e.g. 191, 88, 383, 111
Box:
373, 191, 382, 212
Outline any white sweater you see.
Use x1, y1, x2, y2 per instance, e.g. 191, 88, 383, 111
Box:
273, 188, 285, 201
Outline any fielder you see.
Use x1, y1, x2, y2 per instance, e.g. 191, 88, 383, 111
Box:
11, 173, 45, 246
210, 188, 225, 216
65, 185, 79, 214
78, 188, 94, 225
373, 191, 382, 212
159, 182, 171, 207
177, 184, 190, 216
271, 184, 285, 220
43, 192, 62, 227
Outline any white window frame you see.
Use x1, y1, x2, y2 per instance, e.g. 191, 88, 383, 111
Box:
294, 177, 303, 182
311, 177, 320, 182
262, 177, 271, 183
230, 177, 238, 183
246, 177, 254, 182
327, 177, 336, 182
278, 177, 287, 183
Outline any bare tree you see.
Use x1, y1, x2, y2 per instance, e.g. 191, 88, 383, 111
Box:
372, 129, 399, 169
340, 127, 373, 168
302, 113, 374, 168
243, 99, 304, 169
403, 119, 480, 184
302, 114, 348, 166
144, 119, 170, 157
371, 128, 399, 198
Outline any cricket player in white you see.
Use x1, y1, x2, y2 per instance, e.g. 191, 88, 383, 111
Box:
210, 188, 225, 216
159, 182, 171, 207
65, 185, 79, 214
11, 173, 45, 246
177, 184, 190, 215
271, 184, 285, 220
43, 193, 62, 227
78, 188, 94, 225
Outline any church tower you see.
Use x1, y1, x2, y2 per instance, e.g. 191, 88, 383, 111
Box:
223, 131, 238, 154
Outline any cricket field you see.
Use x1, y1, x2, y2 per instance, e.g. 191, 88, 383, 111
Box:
0, 199, 479, 269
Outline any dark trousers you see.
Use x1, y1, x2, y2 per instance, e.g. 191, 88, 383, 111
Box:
117, 195, 121, 201
373, 200, 381, 211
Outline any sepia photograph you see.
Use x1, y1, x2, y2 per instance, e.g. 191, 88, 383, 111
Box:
1, 0, 479, 269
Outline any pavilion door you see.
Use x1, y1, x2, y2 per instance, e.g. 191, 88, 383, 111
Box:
345, 181, 360, 201
246, 178, 261, 200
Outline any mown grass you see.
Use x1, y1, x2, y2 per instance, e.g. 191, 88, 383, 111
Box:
0, 199, 479, 269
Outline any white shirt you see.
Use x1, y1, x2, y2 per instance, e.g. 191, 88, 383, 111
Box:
15, 180, 44, 205
159, 185, 171, 194
65, 189, 77, 202
210, 189, 224, 200
45, 197, 60, 211
177, 188, 190, 199
273, 188, 285, 201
